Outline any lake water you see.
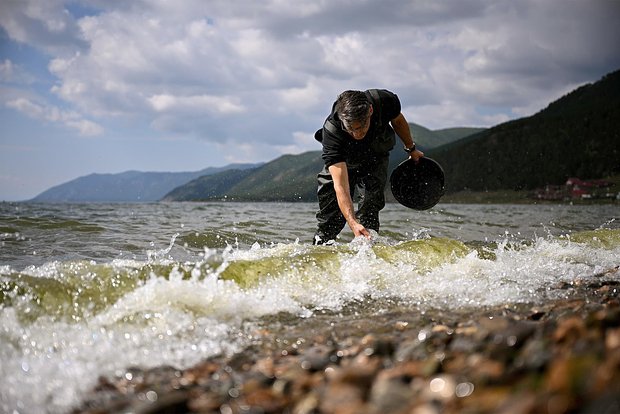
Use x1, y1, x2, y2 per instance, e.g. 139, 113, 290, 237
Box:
1, 201, 619, 413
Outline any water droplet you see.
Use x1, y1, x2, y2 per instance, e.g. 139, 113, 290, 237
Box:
430, 377, 445, 392
456, 382, 474, 397
418, 330, 428, 342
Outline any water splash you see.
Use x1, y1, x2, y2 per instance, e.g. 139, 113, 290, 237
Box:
146, 233, 180, 261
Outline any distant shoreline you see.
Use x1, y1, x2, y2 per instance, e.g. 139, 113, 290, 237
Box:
437, 190, 619, 205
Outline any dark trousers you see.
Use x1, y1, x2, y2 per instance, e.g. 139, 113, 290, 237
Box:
314, 156, 389, 244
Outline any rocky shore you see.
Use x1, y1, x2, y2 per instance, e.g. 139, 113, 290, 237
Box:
75, 273, 620, 414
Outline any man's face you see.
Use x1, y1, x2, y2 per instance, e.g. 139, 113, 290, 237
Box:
343, 106, 373, 140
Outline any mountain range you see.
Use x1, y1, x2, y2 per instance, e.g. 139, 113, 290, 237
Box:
31, 69, 619, 203
31, 164, 261, 202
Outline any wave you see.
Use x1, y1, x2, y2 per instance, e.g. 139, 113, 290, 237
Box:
2, 229, 618, 322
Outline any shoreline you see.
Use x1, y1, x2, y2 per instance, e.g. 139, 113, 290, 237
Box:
75, 272, 620, 414
435, 191, 619, 206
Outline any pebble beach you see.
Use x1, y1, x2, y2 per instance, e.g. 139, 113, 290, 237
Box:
75, 270, 620, 414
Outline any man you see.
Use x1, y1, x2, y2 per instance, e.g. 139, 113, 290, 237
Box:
313, 89, 424, 245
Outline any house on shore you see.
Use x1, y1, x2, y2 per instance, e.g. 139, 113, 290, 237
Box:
533, 177, 616, 201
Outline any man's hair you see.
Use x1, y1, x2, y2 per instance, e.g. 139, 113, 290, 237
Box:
335, 90, 370, 124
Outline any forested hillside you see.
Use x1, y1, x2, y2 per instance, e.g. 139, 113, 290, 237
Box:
429, 70, 620, 192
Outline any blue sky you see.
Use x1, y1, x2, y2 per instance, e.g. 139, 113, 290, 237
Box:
1, 0, 619, 201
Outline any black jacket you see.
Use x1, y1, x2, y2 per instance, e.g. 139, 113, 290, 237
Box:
318, 89, 401, 168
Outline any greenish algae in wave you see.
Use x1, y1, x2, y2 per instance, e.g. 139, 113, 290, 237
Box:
372, 237, 471, 272
562, 228, 620, 249
0, 261, 171, 323
0, 272, 72, 323
219, 245, 351, 288
219, 238, 472, 288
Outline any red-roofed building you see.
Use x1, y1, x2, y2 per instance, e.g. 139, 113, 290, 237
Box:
565, 177, 613, 199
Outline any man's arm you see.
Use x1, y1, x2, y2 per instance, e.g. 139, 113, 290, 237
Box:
391, 113, 424, 161
328, 162, 371, 239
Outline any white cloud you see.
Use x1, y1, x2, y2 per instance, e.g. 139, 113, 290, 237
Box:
410, 102, 510, 131
272, 130, 318, 155
317, 32, 367, 76
278, 81, 323, 111
0, 59, 36, 84
149, 94, 245, 115
0, 59, 16, 81
64, 119, 104, 136
6, 97, 103, 136
0, 0, 87, 55
1, 0, 619, 152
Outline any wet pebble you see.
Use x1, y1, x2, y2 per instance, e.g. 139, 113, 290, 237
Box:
299, 344, 335, 371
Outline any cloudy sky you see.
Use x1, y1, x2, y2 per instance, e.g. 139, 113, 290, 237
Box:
1, 0, 619, 200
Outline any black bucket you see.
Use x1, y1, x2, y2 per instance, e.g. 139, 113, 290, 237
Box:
390, 157, 445, 210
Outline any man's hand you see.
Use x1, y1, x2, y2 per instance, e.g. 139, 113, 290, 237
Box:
409, 148, 424, 162
350, 221, 371, 239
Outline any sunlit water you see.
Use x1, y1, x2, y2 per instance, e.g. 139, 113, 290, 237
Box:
1, 201, 619, 413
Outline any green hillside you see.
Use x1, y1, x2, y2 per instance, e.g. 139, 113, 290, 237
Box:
411, 124, 485, 149
225, 152, 323, 201
161, 169, 256, 201
434, 127, 487, 145
429, 70, 620, 192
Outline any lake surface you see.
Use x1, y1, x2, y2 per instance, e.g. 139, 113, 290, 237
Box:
1, 201, 619, 413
